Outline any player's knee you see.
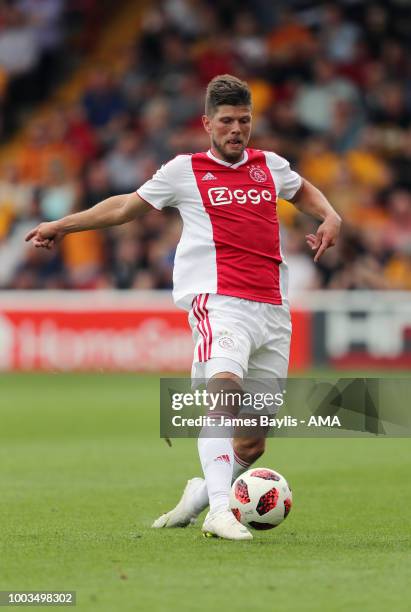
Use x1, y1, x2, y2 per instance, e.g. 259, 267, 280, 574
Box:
234, 437, 265, 464
207, 371, 243, 415
209, 371, 242, 386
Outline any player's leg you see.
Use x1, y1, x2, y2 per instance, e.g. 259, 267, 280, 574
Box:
197, 372, 239, 515
153, 368, 253, 539
199, 370, 252, 540
191, 432, 266, 513
152, 435, 265, 529
152, 434, 266, 528
152, 360, 244, 529
152, 300, 289, 532
153, 295, 255, 538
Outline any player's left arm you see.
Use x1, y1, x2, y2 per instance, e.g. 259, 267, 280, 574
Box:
289, 178, 342, 262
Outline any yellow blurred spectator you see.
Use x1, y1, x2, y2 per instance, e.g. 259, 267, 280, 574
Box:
345, 127, 391, 188
384, 250, 411, 290
299, 136, 341, 190
267, 10, 315, 60
248, 79, 274, 116
0, 67, 8, 97
61, 230, 104, 288
0, 162, 33, 239
277, 198, 298, 226
327, 180, 388, 227
18, 116, 79, 186
0, 199, 13, 239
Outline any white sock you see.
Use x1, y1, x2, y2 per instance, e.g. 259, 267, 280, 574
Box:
198, 434, 234, 514
191, 445, 252, 515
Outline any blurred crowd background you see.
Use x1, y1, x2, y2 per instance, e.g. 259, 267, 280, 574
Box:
0, 0, 410, 296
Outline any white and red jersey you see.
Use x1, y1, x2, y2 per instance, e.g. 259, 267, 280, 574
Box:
137, 148, 301, 310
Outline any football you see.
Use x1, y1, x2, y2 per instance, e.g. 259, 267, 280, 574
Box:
230, 468, 292, 530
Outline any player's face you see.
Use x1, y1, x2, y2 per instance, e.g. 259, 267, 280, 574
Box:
202, 105, 252, 163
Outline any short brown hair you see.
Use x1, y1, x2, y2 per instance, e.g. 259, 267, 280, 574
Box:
205, 74, 252, 116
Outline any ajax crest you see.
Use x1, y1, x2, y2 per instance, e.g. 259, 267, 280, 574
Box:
218, 336, 235, 351
249, 165, 267, 183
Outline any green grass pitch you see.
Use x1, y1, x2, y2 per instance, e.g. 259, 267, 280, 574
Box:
1, 373, 410, 611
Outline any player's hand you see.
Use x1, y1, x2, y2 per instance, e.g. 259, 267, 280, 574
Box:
25, 222, 64, 250
306, 214, 341, 263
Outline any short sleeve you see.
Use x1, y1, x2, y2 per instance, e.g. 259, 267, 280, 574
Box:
137, 159, 178, 210
264, 152, 302, 201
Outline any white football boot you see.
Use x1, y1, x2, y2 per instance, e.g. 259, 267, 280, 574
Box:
152, 478, 205, 528
202, 510, 253, 540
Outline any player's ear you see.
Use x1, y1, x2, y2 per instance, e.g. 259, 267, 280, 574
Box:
202, 115, 212, 134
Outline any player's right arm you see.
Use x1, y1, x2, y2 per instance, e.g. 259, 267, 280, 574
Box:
25, 192, 152, 249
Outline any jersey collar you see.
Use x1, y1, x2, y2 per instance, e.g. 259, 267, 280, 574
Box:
207, 149, 249, 169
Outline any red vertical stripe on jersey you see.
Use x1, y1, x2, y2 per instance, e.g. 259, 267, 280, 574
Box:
192, 294, 212, 361
192, 296, 205, 361
191, 150, 282, 305
204, 295, 212, 359
198, 293, 212, 360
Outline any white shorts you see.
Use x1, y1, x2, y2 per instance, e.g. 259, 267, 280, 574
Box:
189, 293, 292, 386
